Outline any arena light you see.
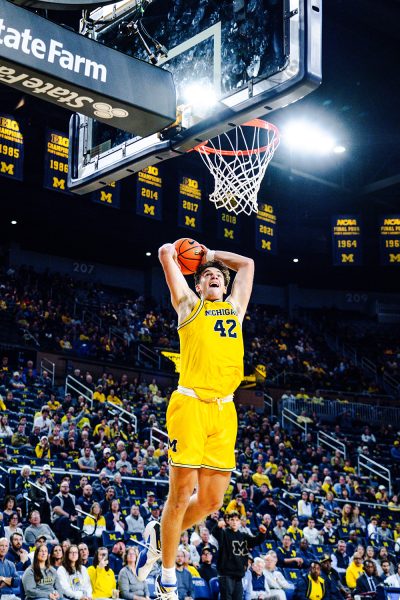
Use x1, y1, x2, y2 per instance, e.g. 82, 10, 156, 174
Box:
283, 121, 336, 154
145, 252, 151, 257
11, 220, 17, 225
182, 84, 218, 120
333, 145, 346, 154
292, 257, 299, 263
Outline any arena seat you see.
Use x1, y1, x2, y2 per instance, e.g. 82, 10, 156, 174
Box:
283, 569, 301, 584
192, 577, 212, 599
208, 577, 220, 600
102, 530, 124, 547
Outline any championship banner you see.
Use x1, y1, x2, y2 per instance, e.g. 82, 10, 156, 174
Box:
0, 114, 24, 180
177, 173, 202, 232
380, 215, 400, 265
332, 215, 362, 266
255, 203, 277, 254
43, 129, 71, 193
217, 210, 241, 243
92, 182, 121, 208
136, 165, 162, 220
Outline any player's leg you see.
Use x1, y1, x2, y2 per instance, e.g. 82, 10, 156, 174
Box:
181, 467, 231, 530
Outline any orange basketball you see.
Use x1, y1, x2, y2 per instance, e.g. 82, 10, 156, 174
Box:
174, 238, 203, 275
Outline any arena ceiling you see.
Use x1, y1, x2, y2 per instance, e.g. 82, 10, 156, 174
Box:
0, 0, 399, 293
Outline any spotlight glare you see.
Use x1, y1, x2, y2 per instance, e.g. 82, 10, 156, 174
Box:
283, 121, 335, 154
333, 145, 346, 154
145, 252, 151, 257
293, 258, 299, 263
11, 220, 17, 225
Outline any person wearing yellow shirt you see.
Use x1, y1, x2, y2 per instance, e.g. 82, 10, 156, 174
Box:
265, 457, 278, 475
107, 390, 123, 406
225, 494, 246, 518
88, 547, 117, 599
287, 516, 303, 543
0, 394, 6, 411
94, 419, 111, 439
252, 464, 272, 488
294, 561, 328, 599
345, 553, 364, 590
296, 387, 310, 400
93, 386, 106, 403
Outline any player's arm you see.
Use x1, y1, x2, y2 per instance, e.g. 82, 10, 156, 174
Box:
201, 247, 254, 322
158, 243, 198, 317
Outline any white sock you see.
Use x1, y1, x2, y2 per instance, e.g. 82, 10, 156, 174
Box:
161, 567, 177, 586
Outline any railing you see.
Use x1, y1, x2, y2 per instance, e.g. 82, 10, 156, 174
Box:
282, 398, 400, 427
137, 344, 162, 370
317, 430, 346, 459
82, 309, 102, 327
109, 326, 126, 344
150, 426, 168, 448
383, 372, 400, 398
281, 406, 308, 437
65, 374, 93, 408
106, 401, 137, 433
360, 357, 378, 381
264, 393, 274, 416
358, 453, 392, 496
40, 357, 56, 386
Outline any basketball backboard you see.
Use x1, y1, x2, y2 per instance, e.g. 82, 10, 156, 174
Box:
68, 0, 322, 193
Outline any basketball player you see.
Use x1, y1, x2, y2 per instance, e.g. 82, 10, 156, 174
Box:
135, 241, 254, 600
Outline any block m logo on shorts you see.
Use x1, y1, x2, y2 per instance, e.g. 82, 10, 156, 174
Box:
169, 438, 178, 453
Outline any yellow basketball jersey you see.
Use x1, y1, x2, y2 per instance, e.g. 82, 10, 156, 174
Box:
178, 298, 243, 400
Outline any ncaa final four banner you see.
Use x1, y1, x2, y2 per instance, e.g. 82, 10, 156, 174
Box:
332, 215, 362, 266
0, 114, 24, 181
380, 215, 400, 265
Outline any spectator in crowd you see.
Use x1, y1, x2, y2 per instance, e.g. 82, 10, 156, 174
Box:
345, 552, 364, 590
24, 510, 59, 546
82, 502, 106, 540
318, 554, 350, 600
76, 484, 94, 514
118, 546, 150, 600
331, 540, 350, 578
263, 551, 293, 600
272, 516, 286, 542
277, 534, 303, 569
22, 544, 60, 600
109, 541, 126, 576
5, 532, 31, 571
379, 559, 392, 582
51, 481, 79, 543
293, 561, 328, 600
302, 518, 323, 546
197, 547, 217, 583
1, 496, 21, 527
297, 538, 316, 570
355, 559, 381, 595
297, 491, 313, 524
175, 550, 193, 600
57, 544, 92, 599
88, 546, 117, 599
286, 516, 303, 543
178, 531, 200, 568
0, 537, 21, 596
4, 513, 23, 541
249, 556, 281, 600
78, 447, 97, 472
126, 505, 145, 536
49, 545, 63, 570
105, 499, 126, 534
78, 543, 93, 568
385, 562, 400, 587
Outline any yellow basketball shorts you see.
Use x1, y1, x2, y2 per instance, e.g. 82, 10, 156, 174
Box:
166, 390, 237, 472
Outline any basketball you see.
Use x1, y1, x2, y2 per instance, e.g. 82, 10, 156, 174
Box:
174, 238, 203, 275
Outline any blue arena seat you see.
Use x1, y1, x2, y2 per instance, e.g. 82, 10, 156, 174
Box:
192, 577, 211, 600
208, 577, 220, 600
102, 530, 124, 547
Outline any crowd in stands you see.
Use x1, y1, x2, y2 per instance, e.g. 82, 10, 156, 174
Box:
0, 351, 398, 599
0, 266, 390, 396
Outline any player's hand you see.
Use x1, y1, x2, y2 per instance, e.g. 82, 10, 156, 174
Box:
198, 244, 208, 264
258, 525, 267, 534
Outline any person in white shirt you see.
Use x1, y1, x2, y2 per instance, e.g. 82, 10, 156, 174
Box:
297, 491, 313, 524
126, 505, 145, 536
385, 562, 400, 588
250, 557, 282, 600
57, 544, 92, 600
302, 518, 323, 546
264, 551, 293, 600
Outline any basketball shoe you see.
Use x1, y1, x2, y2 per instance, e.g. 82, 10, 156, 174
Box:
155, 575, 178, 600
135, 520, 162, 581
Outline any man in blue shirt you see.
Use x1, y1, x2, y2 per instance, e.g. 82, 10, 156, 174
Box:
175, 550, 193, 600
0, 537, 21, 598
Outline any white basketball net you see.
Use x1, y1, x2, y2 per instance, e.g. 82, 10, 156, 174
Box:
195, 119, 280, 215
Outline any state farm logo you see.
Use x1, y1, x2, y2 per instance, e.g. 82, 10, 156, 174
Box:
93, 103, 129, 119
